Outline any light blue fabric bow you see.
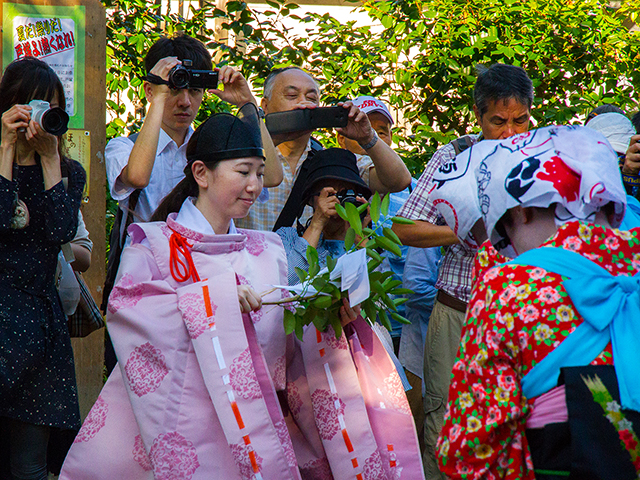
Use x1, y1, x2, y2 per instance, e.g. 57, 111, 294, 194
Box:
512, 246, 640, 411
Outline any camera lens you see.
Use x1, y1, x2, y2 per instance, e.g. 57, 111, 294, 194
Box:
41, 108, 69, 136
169, 65, 190, 89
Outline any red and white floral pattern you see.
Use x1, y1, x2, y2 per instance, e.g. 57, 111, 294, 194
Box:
74, 396, 108, 443
108, 273, 145, 314
363, 450, 387, 480
243, 231, 268, 256
132, 434, 152, 471
274, 419, 297, 468
286, 381, 303, 417
322, 327, 348, 350
148, 431, 200, 480
438, 222, 639, 480
383, 371, 411, 415
311, 389, 346, 440
229, 442, 263, 480
229, 348, 262, 399
178, 292, 215, 339
300, 457, 333, 480
125, 342, 169, 397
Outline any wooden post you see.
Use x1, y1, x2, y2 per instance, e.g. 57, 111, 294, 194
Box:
1, 0, 106, 419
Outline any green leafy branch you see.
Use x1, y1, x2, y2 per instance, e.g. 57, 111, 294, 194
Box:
263, 192, 414, 340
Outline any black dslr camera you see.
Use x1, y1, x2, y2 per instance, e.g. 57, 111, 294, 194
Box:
167, 60, 219, 90
334, 188, 364, 208
334, 189, 368, 221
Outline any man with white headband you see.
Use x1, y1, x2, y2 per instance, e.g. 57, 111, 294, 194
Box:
392, 63, 533, 478
436, 125, 640, 479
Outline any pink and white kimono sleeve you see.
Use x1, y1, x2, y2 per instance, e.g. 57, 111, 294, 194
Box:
60, 215, 423, 480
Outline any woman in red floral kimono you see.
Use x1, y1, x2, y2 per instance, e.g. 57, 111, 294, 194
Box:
435, 125, 640, 480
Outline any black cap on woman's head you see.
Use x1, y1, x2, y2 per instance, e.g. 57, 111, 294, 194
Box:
185, 103, 265, 171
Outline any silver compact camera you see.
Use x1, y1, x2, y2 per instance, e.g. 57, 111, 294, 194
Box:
29, 99, 69, 136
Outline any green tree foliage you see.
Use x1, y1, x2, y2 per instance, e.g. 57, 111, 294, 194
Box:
105, 0, 639, 175
103, 0, 639, 253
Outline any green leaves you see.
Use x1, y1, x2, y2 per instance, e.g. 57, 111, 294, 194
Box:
344, 228, 356, 251
369, 192, 381, 224
267, 192, 413, 340
344, 201, 363, 237
284, 309, 296, 334
306, 245, 319, 277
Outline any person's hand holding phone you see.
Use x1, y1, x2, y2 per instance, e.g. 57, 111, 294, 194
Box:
335, 100, 375, 147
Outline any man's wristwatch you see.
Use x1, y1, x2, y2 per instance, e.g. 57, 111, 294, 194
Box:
359, 131, 379, 151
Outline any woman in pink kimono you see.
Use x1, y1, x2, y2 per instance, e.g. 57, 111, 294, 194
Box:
60, 103, 423, 480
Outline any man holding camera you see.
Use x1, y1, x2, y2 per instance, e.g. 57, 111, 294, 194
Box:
103, 34, 282, 373
235, 66, 411, 232
106, 34, 282, 242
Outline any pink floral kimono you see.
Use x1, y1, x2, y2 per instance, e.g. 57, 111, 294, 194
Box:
60, 213, 423, 480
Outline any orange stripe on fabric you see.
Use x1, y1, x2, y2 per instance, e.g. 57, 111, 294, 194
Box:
316, 328, 322, 343
249, 450, 260, 473
387, 444, 394, 451
202, 285, 213, 317
243, 435, 251, 445
356, 474, 363, 480
351, 458, 358, 468
231, 402, 245, 429
390, 460, 397, 468
342, 429, 354, 453
319, 348, 325, 357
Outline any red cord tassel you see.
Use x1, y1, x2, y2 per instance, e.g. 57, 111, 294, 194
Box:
169, 232, 201, 283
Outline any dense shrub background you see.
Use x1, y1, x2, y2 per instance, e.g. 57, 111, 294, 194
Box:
103, 0, 640, 250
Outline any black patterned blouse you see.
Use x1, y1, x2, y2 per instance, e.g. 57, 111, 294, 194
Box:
0, 158, 85, 429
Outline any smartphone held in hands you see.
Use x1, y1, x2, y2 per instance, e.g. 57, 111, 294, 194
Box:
265, 106, 348, 135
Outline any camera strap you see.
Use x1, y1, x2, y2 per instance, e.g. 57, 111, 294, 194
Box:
143, 73, 170, 86
272, 137, 324, 232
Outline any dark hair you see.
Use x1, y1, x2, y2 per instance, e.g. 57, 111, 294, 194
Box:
263, 66, 319, 99
473, 63, 534, 117
631, 111, 640, 134
0, 57, 69, 164
144, 33, 212, 74
585, 104, 625, 125
0, 57, 66, 116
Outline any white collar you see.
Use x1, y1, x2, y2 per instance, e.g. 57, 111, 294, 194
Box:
157, 126, 194, 155
175, 197, 237, 235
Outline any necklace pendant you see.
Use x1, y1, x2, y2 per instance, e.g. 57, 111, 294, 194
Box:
10, 198, 30, 229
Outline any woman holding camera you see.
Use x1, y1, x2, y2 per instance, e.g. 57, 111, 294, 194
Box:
0, 57, 84, 480
275, 148, 371, 285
